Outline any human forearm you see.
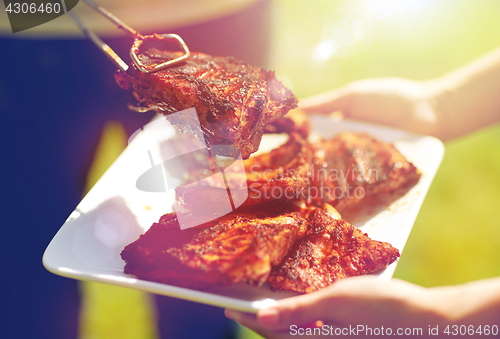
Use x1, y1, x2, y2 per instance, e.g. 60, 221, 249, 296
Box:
300, 47, 500, 141
431, 277, 500, 326
432, 47, 500, 139
225, 276, 500, 339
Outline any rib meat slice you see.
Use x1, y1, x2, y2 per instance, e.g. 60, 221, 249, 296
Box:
264, 108, 311, 139
175, 131, 314, 212
115, 49, 298, 159
311, 132, 422, 211
241, 132, 421, 212
120, 206, 308, 289
176, 131, 421, 214
268, 206, 400, 293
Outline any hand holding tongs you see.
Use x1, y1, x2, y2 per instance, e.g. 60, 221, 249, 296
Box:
68, 0, 190, 73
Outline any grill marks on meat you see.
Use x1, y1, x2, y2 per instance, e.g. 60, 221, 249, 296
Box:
175, 131, 314, 211
121, 208, 308, 288
114, 49, 297, 159
312, 133, 421, 211
243, 132, 421, 212
268, 207, 400, 293
245, 131, 314, 183
264, 108, 311, 139
175, 131, 421, 221
121, 203, 400, 292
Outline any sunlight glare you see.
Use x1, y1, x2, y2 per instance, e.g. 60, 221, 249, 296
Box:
312, 40, 337, 62
366, 0, 432, 19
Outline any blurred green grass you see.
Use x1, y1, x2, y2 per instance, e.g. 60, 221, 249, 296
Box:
81, 1, 500, 338
397, 125, 500, 287
269, 0, 500, 285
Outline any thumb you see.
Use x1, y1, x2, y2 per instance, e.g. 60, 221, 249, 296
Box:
257, 289, 334, 329
299, 87, 354, 115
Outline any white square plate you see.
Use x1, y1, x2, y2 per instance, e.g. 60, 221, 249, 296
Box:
43, 116, 444, 313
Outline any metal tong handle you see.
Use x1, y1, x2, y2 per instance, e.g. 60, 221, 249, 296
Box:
68, 0, 190, 73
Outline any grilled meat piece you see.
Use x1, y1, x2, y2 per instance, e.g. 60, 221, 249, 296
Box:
176, 131, 421, 215
268, 206, 400, 293
174, 131, 314, 214
311, 132, 421, 211
242, 132, 421, 212
121, 206, 308, 288
121, 201, 399, 293
264, 108, 311, 139
175, 172, 305, 212
115, 49, 298, 159
245, 131, 314, 183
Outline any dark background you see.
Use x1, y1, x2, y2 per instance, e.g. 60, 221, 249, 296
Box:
0, 1, 270, 337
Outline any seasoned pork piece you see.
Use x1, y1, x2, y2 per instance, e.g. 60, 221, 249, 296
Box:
264, 108, 311, 139
311, 132, 421, 211
241, 132, 421, 212
121, 206, 308, 289
175, 131, 314, 212
115, 49, 297, 159
175, 131, 421, 214
268, 206, 400, 293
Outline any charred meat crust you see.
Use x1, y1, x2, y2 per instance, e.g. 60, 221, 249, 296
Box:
121, 207, 308, 289
115, 49, 297, 159
268, 208, 400, 293
121, 204, 400, 293
242, 132, 422, 211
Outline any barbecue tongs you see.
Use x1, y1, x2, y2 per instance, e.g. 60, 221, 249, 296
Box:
68, 0, 190, 73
